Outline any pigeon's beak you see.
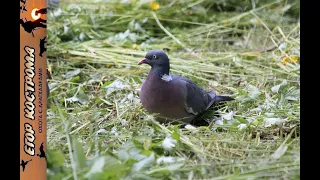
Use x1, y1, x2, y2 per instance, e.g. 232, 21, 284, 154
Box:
138, 58, 148, 65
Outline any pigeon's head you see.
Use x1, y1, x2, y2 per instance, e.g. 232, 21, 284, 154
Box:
138, 50, 170, 68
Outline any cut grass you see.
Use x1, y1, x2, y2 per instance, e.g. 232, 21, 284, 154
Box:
46, 0, 300, 179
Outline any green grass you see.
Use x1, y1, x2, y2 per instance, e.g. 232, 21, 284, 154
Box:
46, 0, 300, 179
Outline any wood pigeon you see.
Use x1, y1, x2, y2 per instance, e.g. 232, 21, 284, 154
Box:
138, 50, 234, 124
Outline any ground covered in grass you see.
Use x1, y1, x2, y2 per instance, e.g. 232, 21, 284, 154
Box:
46, 0, 300, 179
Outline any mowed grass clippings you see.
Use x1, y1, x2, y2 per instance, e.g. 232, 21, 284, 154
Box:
46, 0, 300, 179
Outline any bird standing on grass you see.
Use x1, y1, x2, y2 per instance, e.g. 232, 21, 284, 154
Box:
138, 50, 234, 124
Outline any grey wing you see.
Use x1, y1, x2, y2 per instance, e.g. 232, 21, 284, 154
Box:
178, 77, 213, 116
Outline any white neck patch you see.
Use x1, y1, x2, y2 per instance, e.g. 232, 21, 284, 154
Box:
161, 74, 172, 82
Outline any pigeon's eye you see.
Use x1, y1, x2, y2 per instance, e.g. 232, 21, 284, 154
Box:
153, 55, 157, 59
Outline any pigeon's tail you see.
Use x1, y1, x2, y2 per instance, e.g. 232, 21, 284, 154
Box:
208, 91, 234, 104
214, 95, 235, 103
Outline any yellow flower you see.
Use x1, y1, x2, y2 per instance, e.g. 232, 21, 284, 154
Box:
48, 63, 53, 74
282, 55, 299, 64
150, 1, 160, 11
282, 57, 290, 64
132, 44, 138, 49
290, 55, 299, 63
47, 63, 53, 79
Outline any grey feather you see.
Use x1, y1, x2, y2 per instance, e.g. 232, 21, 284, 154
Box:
177, 75, 213, 116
